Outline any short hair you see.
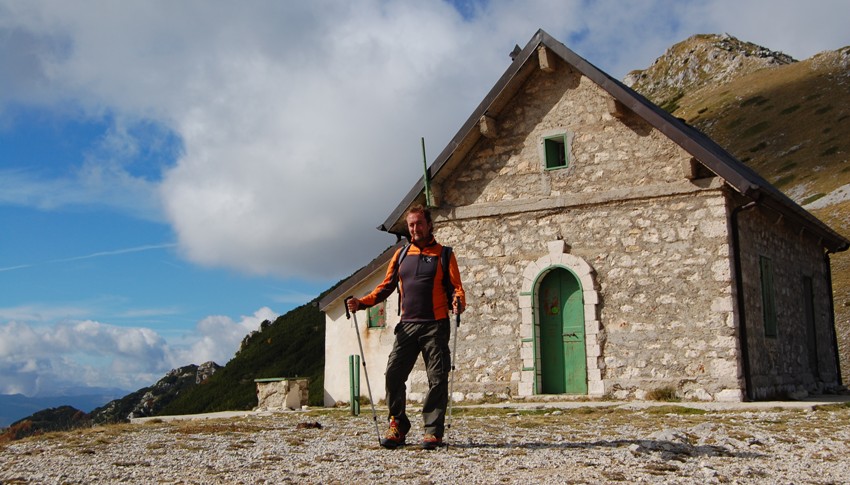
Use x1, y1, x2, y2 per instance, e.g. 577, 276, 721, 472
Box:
405, 204, 432, 224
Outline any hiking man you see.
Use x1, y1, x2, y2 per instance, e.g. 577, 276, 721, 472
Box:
346, 204, 466, 449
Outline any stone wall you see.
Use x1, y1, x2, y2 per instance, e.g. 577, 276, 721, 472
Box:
426, 56, 743, 401
735, 202, 841, 399
433, 189, 740, 402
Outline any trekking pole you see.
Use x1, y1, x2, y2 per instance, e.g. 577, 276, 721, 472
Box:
345, 297, 382, 446
446, 296, 461, 449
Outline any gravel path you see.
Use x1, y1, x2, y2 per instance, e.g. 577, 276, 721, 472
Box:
2, 401, 849, 484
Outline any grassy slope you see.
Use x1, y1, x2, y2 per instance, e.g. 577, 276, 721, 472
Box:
158, 300, 326, 414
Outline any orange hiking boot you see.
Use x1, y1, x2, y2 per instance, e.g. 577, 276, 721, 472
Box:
380, 416, 406, 449
422, 433, 443, 450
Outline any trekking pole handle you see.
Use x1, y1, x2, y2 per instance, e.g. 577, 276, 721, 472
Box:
454, 296, 461, 327
344, 296, 353, 319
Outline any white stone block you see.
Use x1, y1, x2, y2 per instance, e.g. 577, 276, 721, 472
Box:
710, 358, 738, 379
583, 291, 599, 305
579, 274, 596, 292
518, 294, 532, 310
716, 388, 744, 402
588, 381, 605, 396
547, 240, 567, 255
522, 264, 539, 285
520, 343, 534, 362
519, 381, 533, 396
521, 306, 533, 325
520, 322, 533, 339
711, 296, 734, 313
586, 344, 601, 357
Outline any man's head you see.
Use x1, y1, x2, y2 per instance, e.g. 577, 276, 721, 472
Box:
405, 204, 433, 245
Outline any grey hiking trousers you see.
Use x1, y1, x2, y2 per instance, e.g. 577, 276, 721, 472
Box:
385, 319, 451, 437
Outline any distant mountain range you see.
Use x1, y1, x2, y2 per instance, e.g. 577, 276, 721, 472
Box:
1, 362, 222, 440
0, 389, 127, 428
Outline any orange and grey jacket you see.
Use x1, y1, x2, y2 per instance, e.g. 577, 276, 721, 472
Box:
359, 238, 466, 322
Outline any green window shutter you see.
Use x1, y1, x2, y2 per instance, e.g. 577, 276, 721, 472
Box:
367, 302, 386, 328
544, 135, 568, 169
759, 256, 777, 337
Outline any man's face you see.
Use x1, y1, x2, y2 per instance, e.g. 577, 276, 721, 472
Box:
406, 211, 432, 244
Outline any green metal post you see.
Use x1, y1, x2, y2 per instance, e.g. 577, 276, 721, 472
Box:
421, 137, 432, 207
349, 355, 354, 415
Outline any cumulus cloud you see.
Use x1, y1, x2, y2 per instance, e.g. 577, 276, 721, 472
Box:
2, 1, 849, 281
168, 307, 278, 367
0, 307, 274, 396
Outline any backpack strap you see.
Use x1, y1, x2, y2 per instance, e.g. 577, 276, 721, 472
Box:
441, 246, 454, 305
395, 245, 411, 316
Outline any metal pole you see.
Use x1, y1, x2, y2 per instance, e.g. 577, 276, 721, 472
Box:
422, 137, 432, 208
446, 297, 461, 448
345, 297, 382, 445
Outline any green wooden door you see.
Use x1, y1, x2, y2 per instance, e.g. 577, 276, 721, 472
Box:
539, 269, 587, 394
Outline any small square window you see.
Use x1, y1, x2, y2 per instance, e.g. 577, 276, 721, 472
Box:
543, 135, 568, 169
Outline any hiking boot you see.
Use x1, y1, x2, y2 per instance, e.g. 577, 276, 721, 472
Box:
422, 433, 443, 450
380, 417, 406, 449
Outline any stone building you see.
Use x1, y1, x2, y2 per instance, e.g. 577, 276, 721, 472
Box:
318, 30, 848, 405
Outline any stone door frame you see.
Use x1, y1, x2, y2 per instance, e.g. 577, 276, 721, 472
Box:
518, 240, 604, 397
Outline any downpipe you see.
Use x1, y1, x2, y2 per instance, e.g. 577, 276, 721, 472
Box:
731, 200, 758, 401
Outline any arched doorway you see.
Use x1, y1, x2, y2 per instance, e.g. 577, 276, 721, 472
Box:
538, 268, 587, 394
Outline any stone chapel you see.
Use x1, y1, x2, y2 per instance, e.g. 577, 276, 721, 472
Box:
319, 30, 848, 405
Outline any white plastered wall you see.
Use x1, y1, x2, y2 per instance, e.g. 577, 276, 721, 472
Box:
323, 271, 399, 407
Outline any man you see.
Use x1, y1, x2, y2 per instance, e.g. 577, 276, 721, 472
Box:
346, 204, 465, 450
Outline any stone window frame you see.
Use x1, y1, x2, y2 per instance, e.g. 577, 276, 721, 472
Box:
518, 240, 604, 397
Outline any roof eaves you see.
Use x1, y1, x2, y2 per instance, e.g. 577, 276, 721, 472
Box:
378, 29, 848, 252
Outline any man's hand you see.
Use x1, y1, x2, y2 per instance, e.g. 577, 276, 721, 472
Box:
452, 299, 464, 315
346, 297, 361, 313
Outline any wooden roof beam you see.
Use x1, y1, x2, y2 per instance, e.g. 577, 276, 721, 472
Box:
537, 45, 555, 72
479, 115, 498, 139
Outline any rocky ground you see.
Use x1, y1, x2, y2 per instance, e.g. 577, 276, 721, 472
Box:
1, 400, 848, 484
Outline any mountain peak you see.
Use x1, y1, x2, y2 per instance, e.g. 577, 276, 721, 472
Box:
624, 33, 796, 111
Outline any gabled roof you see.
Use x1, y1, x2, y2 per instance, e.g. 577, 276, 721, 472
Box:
378, 29, 849, 253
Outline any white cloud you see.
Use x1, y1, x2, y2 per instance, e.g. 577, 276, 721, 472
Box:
168, 307, 278, 367
0, 307, 274, 396
2, 0, 848, 282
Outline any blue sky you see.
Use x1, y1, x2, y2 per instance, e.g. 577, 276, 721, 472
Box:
2, 0, 849, 397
